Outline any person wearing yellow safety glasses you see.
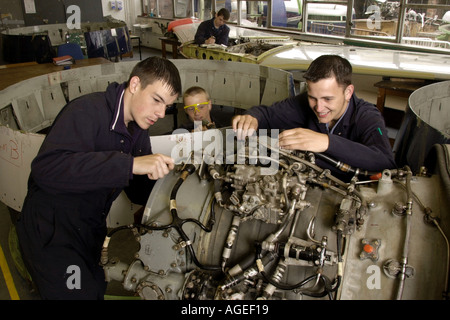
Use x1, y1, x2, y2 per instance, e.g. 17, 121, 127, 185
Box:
181, 86, 215, 131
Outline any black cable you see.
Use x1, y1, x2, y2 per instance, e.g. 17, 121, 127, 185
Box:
107, 224, 133, 237
326, 229, 344, 299
300, 275, 333, 298
256, 242, 341, 298
106, 164, 220, 271
150, 164, 220, 270
255, 244, 320, 292
260, 270, 317, 291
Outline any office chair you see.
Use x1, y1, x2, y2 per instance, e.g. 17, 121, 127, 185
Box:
57, 42, 84, 60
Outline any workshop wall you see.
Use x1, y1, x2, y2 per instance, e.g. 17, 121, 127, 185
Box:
18, 0, 104, 26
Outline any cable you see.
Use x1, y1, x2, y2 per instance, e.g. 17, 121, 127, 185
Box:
255, 244, 339, 297
141, 164, 220, 271
104, 164, 220, 271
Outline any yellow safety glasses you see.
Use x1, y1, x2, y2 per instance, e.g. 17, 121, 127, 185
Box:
184, 101, 210, 113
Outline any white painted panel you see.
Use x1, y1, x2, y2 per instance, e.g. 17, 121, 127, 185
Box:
0, 126, 44, 211
40, 85, 67, 121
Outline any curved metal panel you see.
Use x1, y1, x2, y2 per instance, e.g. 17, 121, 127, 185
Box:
393, 81, 450, 173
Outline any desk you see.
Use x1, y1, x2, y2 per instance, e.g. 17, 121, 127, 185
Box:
374, 79, 429, 115
0, 57, 113, 91
159, 37, 181, 59
0, 61, 38, 69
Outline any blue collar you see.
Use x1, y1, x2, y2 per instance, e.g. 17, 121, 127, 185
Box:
327, 102, 349, 134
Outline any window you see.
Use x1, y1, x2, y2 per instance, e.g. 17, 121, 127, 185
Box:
141, 0, 174, 18
244, 1, 267, 27
197, 0, 213, 19
216, 0, 248, 23
174, 0, 191, 17
350, 0, 450, 50
142, 0, 157, 16
402, 0, 450, 49
303, 2, 351, 35
271, 0, 450, 52
140, 0, 450, 52
159, 0, 175, 18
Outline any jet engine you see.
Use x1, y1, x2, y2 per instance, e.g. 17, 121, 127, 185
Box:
103, 131, 450, 300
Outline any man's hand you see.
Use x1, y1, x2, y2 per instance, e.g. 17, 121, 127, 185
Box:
205, 36, 216, 44
133, 154, 175, 180
279, 128, 329, 153
232, 115, 259, 140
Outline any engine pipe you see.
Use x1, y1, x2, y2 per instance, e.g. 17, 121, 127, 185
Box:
278, 242, 321, 263
261, 259, 288, 299
256, 239, 340, 297
258, 257, 332, 295
221, 215, 241, 271
219, 251, 277, 291
270, 184, 303, 243
396, 166, 413, 300
312, 152, 380, 177
392, 165, 449, 298
260, 138, 367, 208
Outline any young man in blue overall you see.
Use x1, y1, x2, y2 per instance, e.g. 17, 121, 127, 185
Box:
16, 57, 182, 299
194, 8, 230, 46
232, 55, 396, 181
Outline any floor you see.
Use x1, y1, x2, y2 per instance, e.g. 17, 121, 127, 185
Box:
0, 46, 163, 300
0, 201, 145, 300
0, 203, 40, 300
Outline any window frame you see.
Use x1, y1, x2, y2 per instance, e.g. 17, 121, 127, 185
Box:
140, 0, 450, 54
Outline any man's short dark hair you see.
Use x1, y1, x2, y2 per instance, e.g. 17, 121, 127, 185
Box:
303, 55, 352, 88
217, 8, 230, 20
128, 56, 182, 96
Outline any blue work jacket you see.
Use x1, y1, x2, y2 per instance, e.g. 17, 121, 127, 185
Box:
247, 91, 397, 180
16, 82, 157, 299
194, 18, 230, 46
27, 82, 154, 220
